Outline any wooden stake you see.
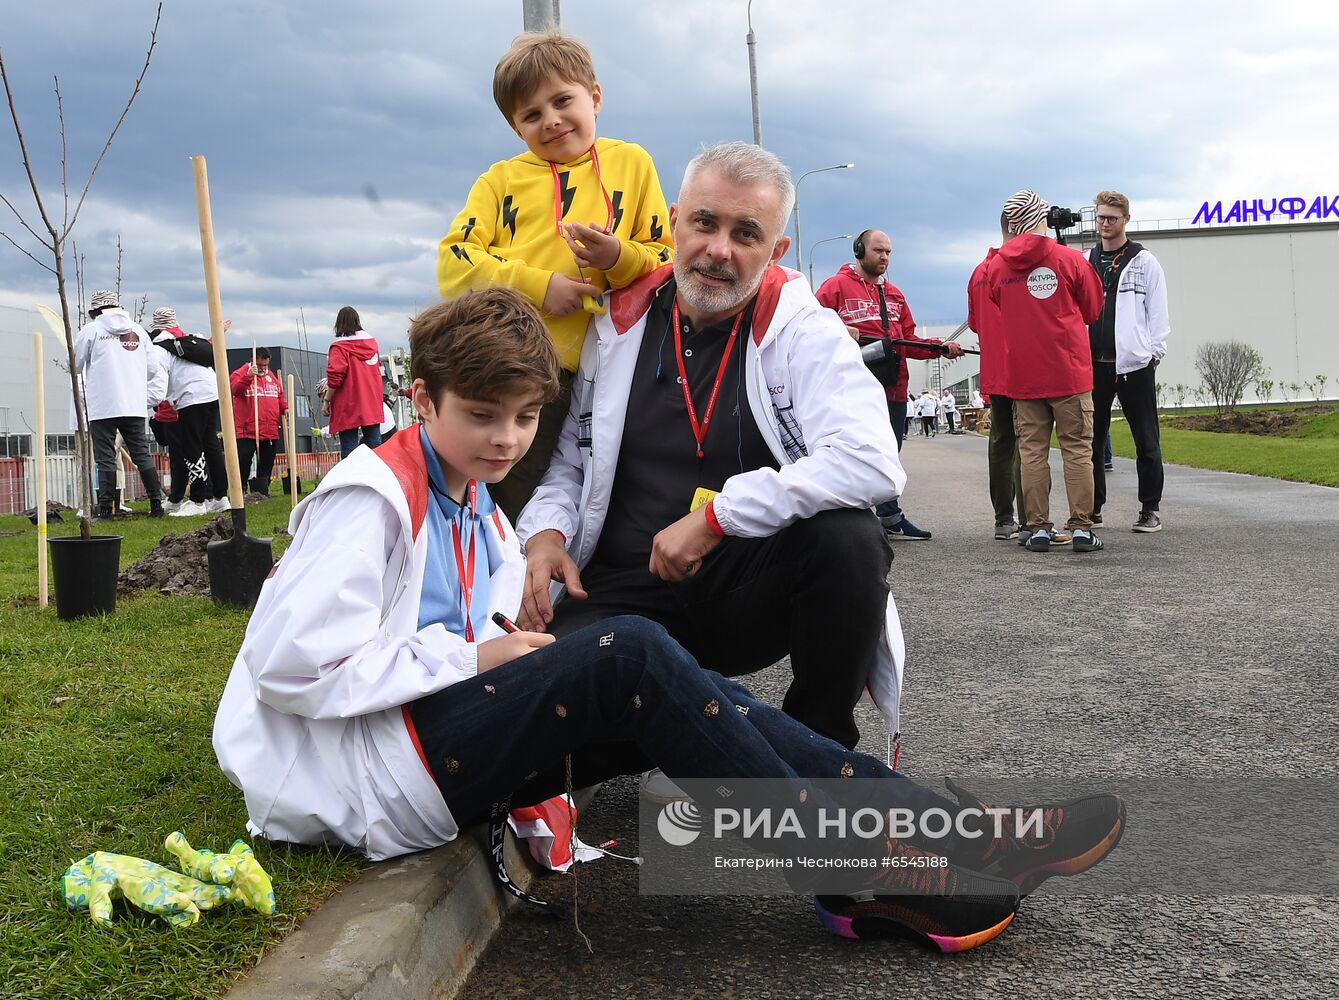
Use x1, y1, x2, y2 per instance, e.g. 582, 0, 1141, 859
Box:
286, 373, 298, 509
34, 332, 48, 608
192, 155, 244, 509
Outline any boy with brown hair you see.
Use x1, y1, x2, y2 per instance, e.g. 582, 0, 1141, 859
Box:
437, 29, 674, 520
215, 286, 1125, 955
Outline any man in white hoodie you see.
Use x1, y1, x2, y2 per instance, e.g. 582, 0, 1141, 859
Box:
518, 142, 904, 751
1087, 191, 1170, 533
73, 290, 167, 519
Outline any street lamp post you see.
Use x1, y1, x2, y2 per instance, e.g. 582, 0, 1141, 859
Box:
793, 163, 854, 276
808, 234, 854, 288
746, 0, 762, 145
522, 0, 559, 30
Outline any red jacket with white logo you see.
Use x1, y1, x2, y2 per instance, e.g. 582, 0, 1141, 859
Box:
325, 332, 384, 433
815, 263, 946, 403
985, 234, 1104, 399
230, 363, 289, 440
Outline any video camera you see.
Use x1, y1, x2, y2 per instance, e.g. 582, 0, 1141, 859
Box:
1047, 205, 1082, 245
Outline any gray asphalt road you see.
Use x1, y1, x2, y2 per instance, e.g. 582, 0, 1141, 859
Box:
464, 433, 1339, 999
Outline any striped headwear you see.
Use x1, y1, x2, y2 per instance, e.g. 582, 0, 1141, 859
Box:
1002, 190, 1050, 235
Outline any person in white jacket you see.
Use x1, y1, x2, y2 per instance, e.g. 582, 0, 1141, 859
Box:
211, 287, 1125, 952
940, 389, 958, 433
1087, 191, 1170, 533
517, 143, 904, 751
73, 289, 168, 519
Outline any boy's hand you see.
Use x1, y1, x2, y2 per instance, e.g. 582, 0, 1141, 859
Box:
477, 630, 555, 672
563, 222, 622, 272
649, 507, 724, 583
543, 273, 595, 316
521, 529, 587, 630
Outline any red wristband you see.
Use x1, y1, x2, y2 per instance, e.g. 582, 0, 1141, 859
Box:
703, 500, 725, 538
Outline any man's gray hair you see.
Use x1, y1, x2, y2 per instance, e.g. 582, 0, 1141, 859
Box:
680, 142, 796, 234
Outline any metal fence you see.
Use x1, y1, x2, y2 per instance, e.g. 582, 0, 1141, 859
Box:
0, 450, 342, 515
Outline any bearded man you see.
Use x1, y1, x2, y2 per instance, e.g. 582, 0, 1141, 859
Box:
516, 142, 904, 750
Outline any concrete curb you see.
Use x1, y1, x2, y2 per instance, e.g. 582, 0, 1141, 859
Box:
226, 790, 595, 1000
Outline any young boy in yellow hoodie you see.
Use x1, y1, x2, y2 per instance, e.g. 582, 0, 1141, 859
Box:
437, 30, 674, 521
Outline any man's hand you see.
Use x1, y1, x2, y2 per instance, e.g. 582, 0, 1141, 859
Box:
543, 273, 596, 317
844, 325, 862, 342
649, 506, 724, 583
563, 222, 622, 272
945, 341, 965, 358
521, 529, 587, 630
477, 630, 555, 672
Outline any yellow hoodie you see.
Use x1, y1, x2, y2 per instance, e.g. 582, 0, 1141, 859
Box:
437, 137, 673, 371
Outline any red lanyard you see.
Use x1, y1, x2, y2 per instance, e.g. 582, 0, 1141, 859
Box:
671, 301, 745, 460
450, 481, 478, 642
549, 145, 615, 237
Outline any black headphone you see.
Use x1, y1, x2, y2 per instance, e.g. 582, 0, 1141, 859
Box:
854, 230, 873, 260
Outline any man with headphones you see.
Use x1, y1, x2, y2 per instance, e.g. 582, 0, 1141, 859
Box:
816, 230, 963, 540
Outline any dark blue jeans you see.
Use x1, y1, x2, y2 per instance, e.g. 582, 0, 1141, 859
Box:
407, 617, 957, 853
338, 424, 382, 459
875, 400, 907, 523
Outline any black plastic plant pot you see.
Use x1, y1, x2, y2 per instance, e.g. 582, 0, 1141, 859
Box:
48, 535, 123, 620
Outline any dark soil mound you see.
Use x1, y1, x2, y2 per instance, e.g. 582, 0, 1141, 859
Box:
119, 516, 233, 596
1167, 409, 1308, 436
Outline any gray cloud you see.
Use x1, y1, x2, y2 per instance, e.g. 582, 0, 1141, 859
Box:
3, 1, 1337, 345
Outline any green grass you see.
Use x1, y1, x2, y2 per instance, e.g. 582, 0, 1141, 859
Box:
1108, 403, 1339, 487
0, 496, 368, 1000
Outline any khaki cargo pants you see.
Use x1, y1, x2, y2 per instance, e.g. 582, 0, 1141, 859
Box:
1013, 393, 1095, 533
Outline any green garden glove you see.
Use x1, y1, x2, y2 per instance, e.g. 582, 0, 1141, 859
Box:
164, 832, 277, 915
62, 852, 232, 928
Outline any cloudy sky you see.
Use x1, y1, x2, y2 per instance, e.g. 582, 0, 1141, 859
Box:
2, 1, 1337, 352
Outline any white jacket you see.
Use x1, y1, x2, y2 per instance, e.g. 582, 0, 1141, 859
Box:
940, 393, 957, 413
73, 309, 167, 420
213, 432, 525, 860
152, 330, 220, 409
1112, 248, 1171, 375
517, 264, 908, 734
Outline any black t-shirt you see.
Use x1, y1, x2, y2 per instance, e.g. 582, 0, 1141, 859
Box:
1089, 241, 1130, 363
592, 281, 779, 568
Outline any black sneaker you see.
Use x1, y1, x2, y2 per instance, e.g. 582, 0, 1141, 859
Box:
1024, 530, 1051, 552
149, 499, 166, 518
814, 839, 1019, 952
1072, 529, 1103, 552
944, 779, 1126, 896
1132, 511, 1162, 533
1104, 462, 1114, 471
885, 517, 932, 540
93, 505, 116, 522
994, 521, 1019, 541
1090, 513, 1103, 526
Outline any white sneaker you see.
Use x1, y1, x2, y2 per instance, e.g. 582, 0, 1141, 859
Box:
205, 497, 231, 514
639, 768, 691, 805
162, 499, 183, 514
168, 500, 208, 517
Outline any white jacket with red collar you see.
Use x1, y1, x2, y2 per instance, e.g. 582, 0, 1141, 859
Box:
212, 431, 524, 860
517, 263, 908, 734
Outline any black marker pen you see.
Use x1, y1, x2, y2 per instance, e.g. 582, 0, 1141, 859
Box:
491, 611, 521, 634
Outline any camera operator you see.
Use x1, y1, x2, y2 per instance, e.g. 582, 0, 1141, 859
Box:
986, 191, 1105, 553
816, 230, 963, 541
1087, 191, 1170, 534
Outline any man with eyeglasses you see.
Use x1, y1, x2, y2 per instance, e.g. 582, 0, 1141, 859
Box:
1087, 191, 1170, 534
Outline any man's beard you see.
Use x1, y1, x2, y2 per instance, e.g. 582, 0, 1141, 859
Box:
673, 256, 767, 316
859, 261, 886, 281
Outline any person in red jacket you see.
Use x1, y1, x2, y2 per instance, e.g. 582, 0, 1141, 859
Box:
815, 230, 962, 541
229, 347, 288, 495
323, 306, 385, 459
967, 213, 1025, 540
986, 191, 1105, 554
